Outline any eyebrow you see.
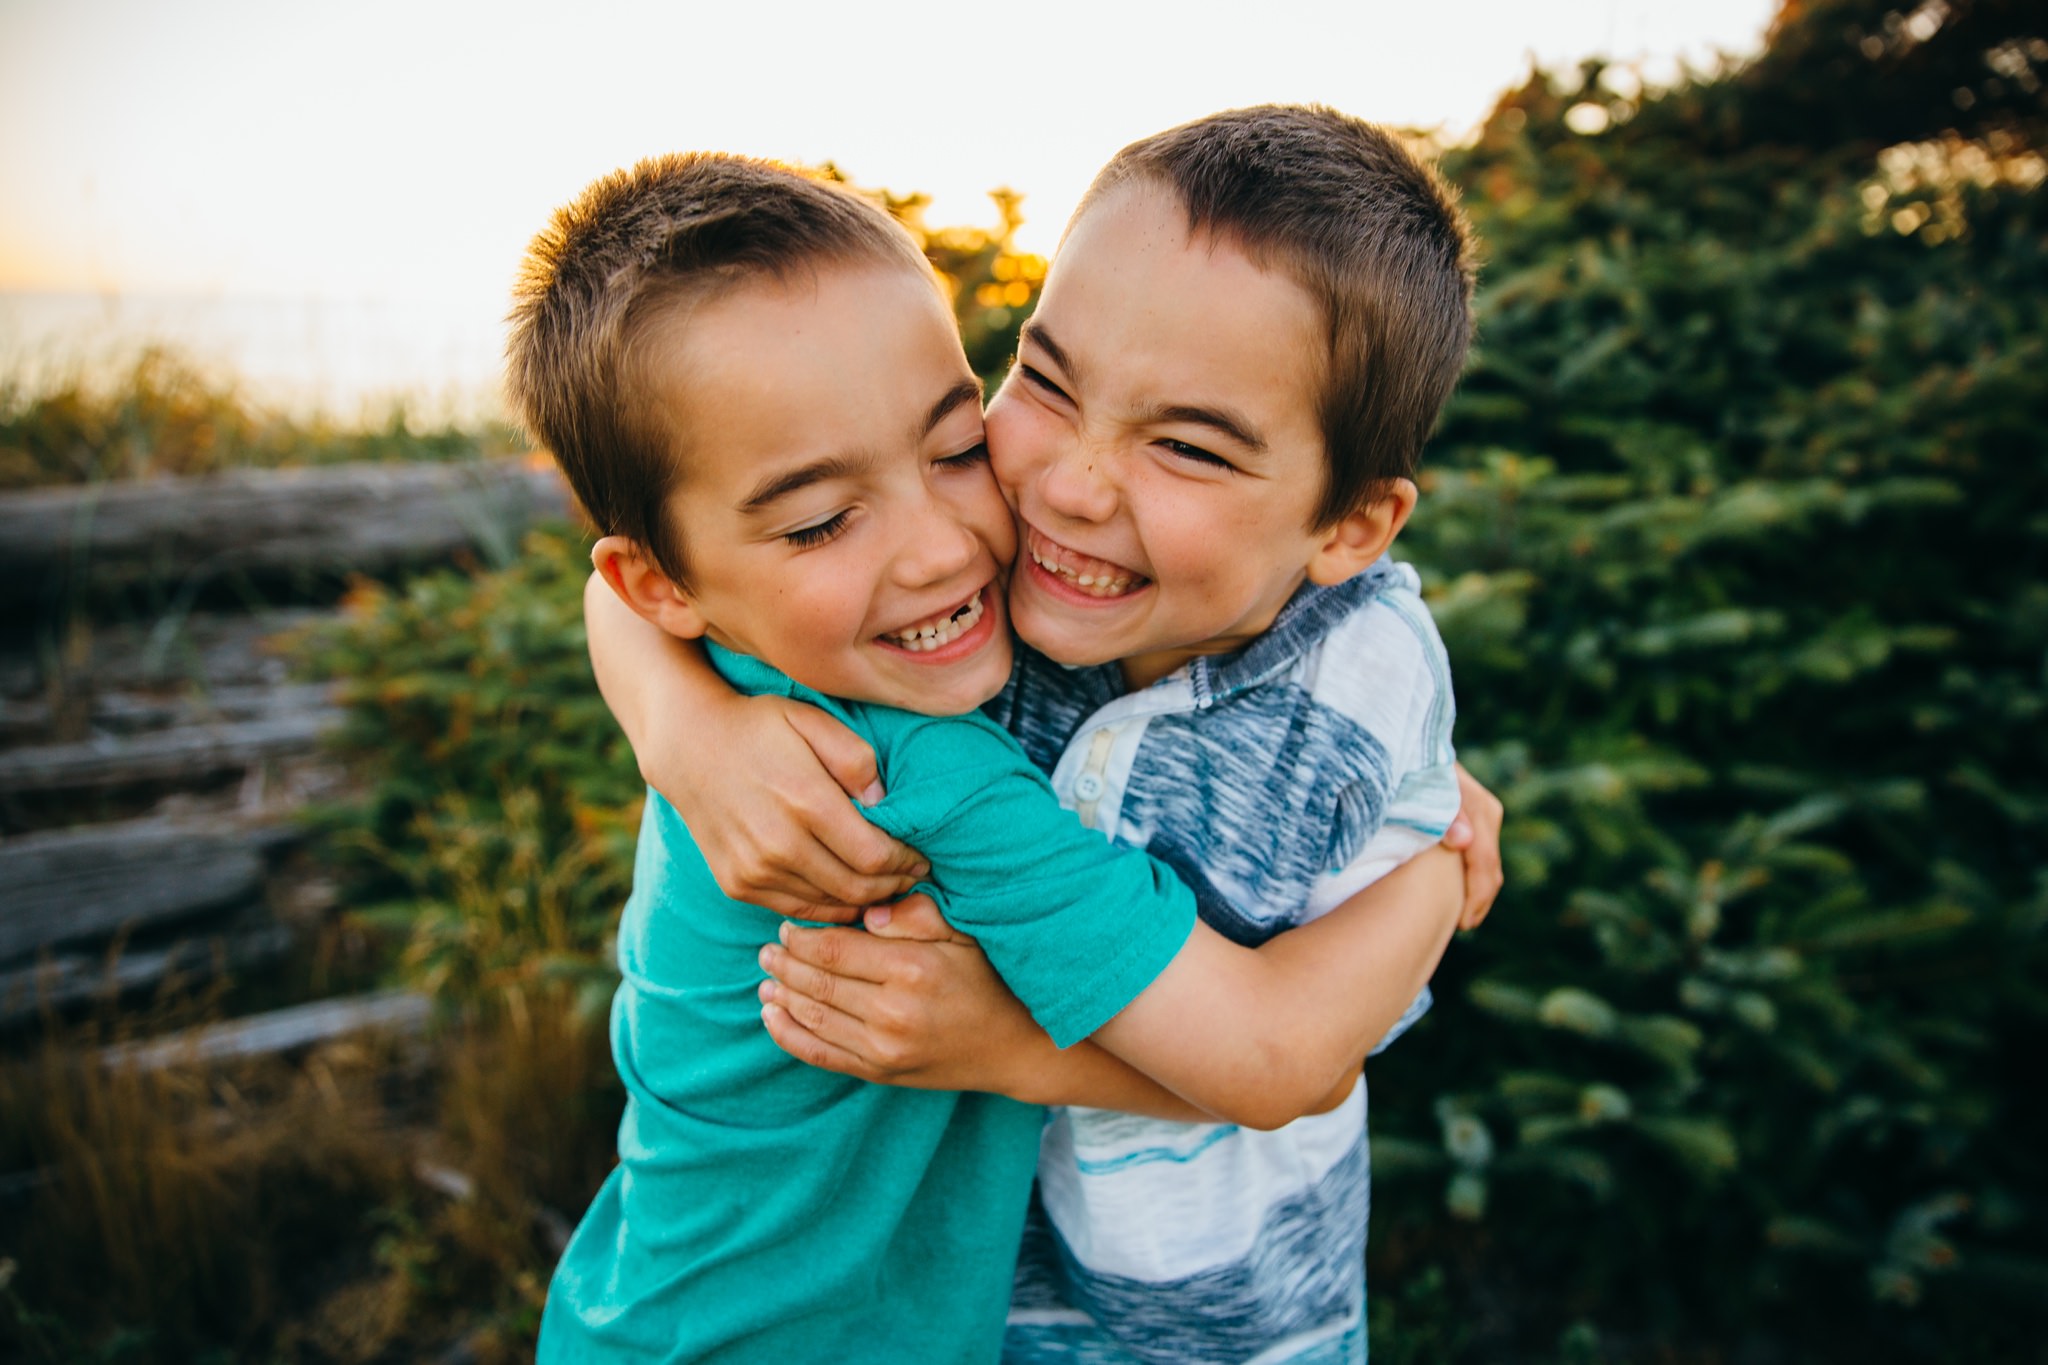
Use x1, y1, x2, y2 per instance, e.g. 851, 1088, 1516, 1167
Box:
922, 377, 984, 440
740, 454, 870, 515
1138, 401, 1269, 456
1023, 322, 1267, 457
738, 376, 985, 515
1018, 321, 1078, 387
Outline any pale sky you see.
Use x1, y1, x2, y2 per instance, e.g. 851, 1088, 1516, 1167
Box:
2, 0, 1776, 297
0, 0, 1775, 414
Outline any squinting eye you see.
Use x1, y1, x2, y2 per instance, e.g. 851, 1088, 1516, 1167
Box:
1021, 366, 1069, 401
1162, 439, 1232, 470
936, 442, 990, 468
783, 511, 849, 548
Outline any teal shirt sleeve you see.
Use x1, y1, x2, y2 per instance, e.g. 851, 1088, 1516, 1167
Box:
862, 711, 1197, 1049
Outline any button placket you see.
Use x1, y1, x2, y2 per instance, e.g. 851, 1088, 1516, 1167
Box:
1072, 727, 1117, 829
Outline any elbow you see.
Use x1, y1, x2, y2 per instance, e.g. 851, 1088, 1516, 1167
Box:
1235, 1105, 1306, 1134
1216, 1090, 1335, 1132
1204, 1058, 1360, 1132
1205, 1095, 1292, 1132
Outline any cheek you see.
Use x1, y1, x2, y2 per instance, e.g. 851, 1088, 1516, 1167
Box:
1132, 482, 1277, 601
942, 471, 1018, 562
986, 400, 1050, 494
776, 576, 869, 646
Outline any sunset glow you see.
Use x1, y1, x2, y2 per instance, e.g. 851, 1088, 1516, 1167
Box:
0, 0, 1777, 412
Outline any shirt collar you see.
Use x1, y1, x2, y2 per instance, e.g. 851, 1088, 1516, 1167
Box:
1185, 557, 1401, 709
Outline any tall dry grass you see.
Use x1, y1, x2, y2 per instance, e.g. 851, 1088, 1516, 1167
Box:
0, 347, 515, 491
0, 983, 620, 1363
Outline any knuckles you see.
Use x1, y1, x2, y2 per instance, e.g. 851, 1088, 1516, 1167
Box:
869, 1036, 914, 1072
804, 931, 845, 971
872, 998, 917, 1037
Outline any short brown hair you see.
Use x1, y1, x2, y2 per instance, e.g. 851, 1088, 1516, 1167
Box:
506, 153, 931, 581
1078, 105, 1476, 527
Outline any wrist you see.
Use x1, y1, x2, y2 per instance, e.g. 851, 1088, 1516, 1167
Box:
994, 1031, 1071, 1106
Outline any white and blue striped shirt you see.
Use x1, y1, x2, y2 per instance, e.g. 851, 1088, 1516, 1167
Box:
987, 558, 1459, 1365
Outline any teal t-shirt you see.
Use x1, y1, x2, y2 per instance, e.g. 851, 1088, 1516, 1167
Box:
538, 646, 1197, 1363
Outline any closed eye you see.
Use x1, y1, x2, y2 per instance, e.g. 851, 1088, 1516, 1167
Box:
935, 441, 990, 468
1159, 438, 1234, 471
1019, 364, 1071, 404
783, 511, 850, 548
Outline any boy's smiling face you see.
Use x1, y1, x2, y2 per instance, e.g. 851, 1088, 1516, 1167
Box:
637, 261, 1016, 716
985, 179, 1385, 691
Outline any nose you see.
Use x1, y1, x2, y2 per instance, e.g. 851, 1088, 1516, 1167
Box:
1035, 435, 1118, 525
893, 489, 981, 588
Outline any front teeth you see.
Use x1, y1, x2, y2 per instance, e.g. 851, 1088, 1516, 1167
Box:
886, 590, 985, 652
1030, 548, 1137, 597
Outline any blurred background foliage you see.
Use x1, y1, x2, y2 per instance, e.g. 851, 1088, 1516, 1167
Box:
0, 347, 518, 490
15, 0, 2041, 1358
1371, 0, 2047, 1358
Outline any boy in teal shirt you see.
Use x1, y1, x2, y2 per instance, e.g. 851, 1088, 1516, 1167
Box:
515, 153, 1465, 1361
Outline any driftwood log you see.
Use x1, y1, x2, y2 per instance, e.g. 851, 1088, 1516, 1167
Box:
99, 988, 431, 1071
0, 695, 337, 799
0, 458, 574, 604
0, 924, 294, 1028
0, 815, 300, 961
0, 610, 326, 702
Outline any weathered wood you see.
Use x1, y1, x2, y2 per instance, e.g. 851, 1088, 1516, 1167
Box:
0, 700, 337, 798
0, 815, 299, 961
0, 609, 328, 702
0, 924, 294, 1028
0, 458, 574, 600
1, 682, 334, 740
99, 988, 431, 1071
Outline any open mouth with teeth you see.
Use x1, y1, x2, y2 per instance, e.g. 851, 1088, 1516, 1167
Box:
1026, 530, 1149, 600
878, 587, 992, 655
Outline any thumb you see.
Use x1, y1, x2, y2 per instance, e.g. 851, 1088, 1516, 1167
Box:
785, 705, 887, 807
865, 893, 969, 945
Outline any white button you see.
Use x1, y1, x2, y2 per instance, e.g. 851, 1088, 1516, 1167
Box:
1073, 773, 1105, 802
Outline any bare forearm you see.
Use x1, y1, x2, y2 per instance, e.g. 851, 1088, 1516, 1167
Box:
1094, 849, 1462, 1128
1007, 1039, 1218, 1120
585, 570, 724, 775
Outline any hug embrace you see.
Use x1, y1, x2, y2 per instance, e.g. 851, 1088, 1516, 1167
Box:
508, 104, 1506, 1364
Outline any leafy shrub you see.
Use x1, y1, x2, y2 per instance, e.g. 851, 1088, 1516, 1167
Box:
1367, 3, 2048, 1359
298, 529, 641, 1007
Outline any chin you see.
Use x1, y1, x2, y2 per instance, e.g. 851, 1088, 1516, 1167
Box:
1011, 609, 1121, 668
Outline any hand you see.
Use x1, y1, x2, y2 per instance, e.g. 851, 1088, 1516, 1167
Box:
757, 893, 1056, 1093
659, 694, 930, 922
1440, 762, 1504, 930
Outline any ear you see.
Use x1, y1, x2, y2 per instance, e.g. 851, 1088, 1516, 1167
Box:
590, 535, 710, 639
1305, 478, 1418, 587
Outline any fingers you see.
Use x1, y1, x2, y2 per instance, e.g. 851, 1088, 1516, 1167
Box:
760, 1001, 887, 1083
863, 893, 970, 944
1450, 763, 1506, 931
762, 781, 927, 906
782, 706, 932, 891
784, 705, 888, 808
759, 939, 890, 1016
775, 923, 934, 991
807, 821, 928, 905
759, 969, 927, 1082
716, 822, 917, 916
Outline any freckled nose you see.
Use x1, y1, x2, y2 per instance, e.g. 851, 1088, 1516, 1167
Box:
1039, 439, 1117, 523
